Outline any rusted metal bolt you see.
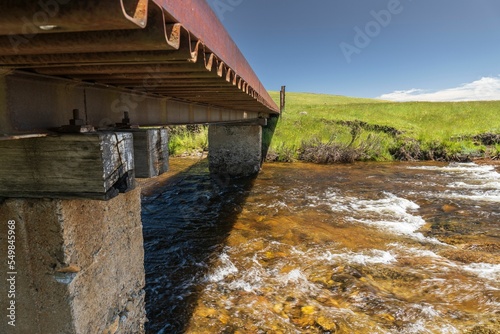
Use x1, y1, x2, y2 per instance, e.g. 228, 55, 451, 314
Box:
122, 111, 130, 124
70, 109, 84, 126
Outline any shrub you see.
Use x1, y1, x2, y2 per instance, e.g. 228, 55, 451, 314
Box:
267, 143, 297, 162
299, 138, 360, 163
389, 138, 423, 161
167, 125, 208, 156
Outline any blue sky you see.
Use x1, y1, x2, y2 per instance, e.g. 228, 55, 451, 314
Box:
207, 0, 500, 101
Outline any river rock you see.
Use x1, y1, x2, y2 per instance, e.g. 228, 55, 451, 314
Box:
467, 325, 499, 334
301, 305, 316, 315
194, 307, 218, 318
314, 291, 341, 308
442, 204, 459, 213
316, 316, 339, 332
440, 249, 498, 264
225, 231, 248, 247
102, 316, 120, 334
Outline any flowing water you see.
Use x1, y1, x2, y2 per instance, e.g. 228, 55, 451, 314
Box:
142, 159, 500, 334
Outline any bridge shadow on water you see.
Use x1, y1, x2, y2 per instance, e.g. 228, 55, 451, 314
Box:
141, 159, 256, 334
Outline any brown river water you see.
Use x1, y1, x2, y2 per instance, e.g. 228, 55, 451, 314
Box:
142, 159, 500, 334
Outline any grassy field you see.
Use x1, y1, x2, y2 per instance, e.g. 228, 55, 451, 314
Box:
266, 92, 500, 162
169, 92, 500, 162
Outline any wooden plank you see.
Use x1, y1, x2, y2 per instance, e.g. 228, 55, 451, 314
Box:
156, 128, 169, 176
0, 132, 135, 200
122, 129, 169, 178
132, 131, 152, 178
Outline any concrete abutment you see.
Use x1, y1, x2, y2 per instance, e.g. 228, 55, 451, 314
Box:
0, 189, 146, 334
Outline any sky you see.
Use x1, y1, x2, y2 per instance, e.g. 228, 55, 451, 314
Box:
207, 0, 500, 101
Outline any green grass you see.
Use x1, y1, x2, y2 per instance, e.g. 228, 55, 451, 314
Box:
168, 125, 208, 156
267, 92, 500, 162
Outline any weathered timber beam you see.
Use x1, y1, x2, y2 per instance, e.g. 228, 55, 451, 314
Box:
119, 128, 169, 178
0, 132, 135, 200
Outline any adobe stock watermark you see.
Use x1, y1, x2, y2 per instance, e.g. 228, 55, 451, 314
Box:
9, 0, 73, 54
209, 0, 244, 21
6, 219, 17, 327
340, 0, 412, 64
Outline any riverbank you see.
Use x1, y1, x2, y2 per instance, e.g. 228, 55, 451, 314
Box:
168, 92, 500, 163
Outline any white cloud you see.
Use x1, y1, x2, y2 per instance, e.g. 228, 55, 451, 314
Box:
378, 76, 500, 102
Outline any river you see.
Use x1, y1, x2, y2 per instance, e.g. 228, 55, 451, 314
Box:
142, 159, 500, 334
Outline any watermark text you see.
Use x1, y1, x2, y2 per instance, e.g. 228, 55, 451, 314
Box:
340, 0, 411, 63
209, 0, 244, 21
9, 0, 72, 53
6, 220, 17, 327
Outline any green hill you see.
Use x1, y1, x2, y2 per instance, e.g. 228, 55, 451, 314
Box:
267, 92, 500, 162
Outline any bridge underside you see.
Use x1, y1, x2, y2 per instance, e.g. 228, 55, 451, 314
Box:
0, 72, 265, 135
0, 0, 278, 136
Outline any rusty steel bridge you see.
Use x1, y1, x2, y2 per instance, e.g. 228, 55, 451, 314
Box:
0, 0, 279, 135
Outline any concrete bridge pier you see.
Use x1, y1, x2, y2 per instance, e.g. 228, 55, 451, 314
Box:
208, 115, 279, 177
0, 191, 146, 334
208, 123, 264, 177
